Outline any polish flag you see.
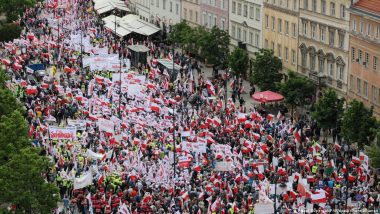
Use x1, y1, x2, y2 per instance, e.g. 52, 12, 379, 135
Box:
213, 118, 221, 126
311, 191, 327, 203
342, 164, 347, 173
181, 191, 189, 201
150, 102, 161, 112
98, 174, 105, 186
26, 85, 38, 95
285, 152, 294, 162
293, 129, 301, 143
276, 111, 283, 120
298, 159, 306, 167
193, 165, 202, 172
334, 142, 341, 151
267, 114, 274, 121
252, 133, 261, 141
237, 113, 247, 123
307, 175, 315, 183
348, 174, 356, 182
206, 137, 215, 144
205, 80, 216, 96
360, 152, 365, 161
316, 156, 322, 164
352, 156, 361, 164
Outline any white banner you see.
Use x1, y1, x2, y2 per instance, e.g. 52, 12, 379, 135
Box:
74, 172, 93, 190
97, 118, 115, 133
67, 119, 86, 130
192, 142, 207, 153
87, 149, 104, 160
49, 126, 77, 140
254, 203, 274, 214
214, 161, 232, 171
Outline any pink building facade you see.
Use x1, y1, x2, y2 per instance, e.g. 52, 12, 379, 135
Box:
200, 0, 229, 31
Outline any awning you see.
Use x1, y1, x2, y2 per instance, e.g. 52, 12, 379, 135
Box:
93, 0, 130, 14
252, 91, 284, 103
128, 45, 150, 53
157, 59, 181, 70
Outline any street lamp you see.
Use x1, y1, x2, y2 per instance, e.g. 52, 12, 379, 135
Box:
113, 10, 122, 119
224, 68, 230, 110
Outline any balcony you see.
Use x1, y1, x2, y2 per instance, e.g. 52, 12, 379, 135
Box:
309, 72, 326, 86
327, 76, 333, 85
337, 80, 343, 89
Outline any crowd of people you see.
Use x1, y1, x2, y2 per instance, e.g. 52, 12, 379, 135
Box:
1, 0, 379, 213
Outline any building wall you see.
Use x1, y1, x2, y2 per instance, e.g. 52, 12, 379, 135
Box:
348, 13, 380, 117
149, 0, 182, 30
263, 0, 299, 73
200, 0, 229, 30
297, 0, 351, 98
229, 0, 263, 58
182, 0, 201, 26
135, 0, 151, 22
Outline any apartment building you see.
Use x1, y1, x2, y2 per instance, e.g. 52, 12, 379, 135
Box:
229, 0, 263, 58
149, 0, 181, 31
182, 0, 201, 26
348, 0, 380, 117
263, 0, 299, 74
298, 0, 351, 97
200, 0, 229, 30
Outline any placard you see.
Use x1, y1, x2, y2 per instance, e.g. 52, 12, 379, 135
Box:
214, 161, 232, 171
49, 126, 77, 140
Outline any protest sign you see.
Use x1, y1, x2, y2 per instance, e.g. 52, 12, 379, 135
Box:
97, 118, 115, 133
67, 119, 87, 130
192, 142, 207, 153
74, 172, 93, 190
254, 203, 274, 214
214, 162, 232, 171
49, 126, 77, 140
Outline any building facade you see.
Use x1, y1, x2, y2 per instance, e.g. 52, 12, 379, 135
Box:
149, 0, 182, 31
135, 0, 151, 22
348, 0, 380, 117
182, 0, 201, 26
263, 0, 299, 73
298, 0, 351, 98
229, 0, 263, 57
200, 0, 229, 30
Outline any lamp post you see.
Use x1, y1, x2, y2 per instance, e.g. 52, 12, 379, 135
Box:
274, 174, 278, 214
172, 42, 177, 180
113, 10, 122, 119
224, 68, 230, 110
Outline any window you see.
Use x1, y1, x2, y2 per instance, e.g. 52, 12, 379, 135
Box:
256, 8, 260, 21
250, 6, 254, 19
265, 39, 269, 48
237, 27, 241, 40
265, 15, 269, 28
365, 52, 369, 67
353, 19, 357, 31
156, 0, 159, 7
351, 47, 355, 61
272, 17, 275, 31
340, 4, 346, 18
329, 30, 335, 46
339, 34, 344, 49
232, 25, 236, 38
203, 13, 207, 26
321, 0, 326, 14
330, 2, 335, 16
232, 1, 236, 14
170, 2, 172, 12
278, 44, 282, 58
250, 32, 253, 44
285, 21, 289, 35
310, 55, 316, 71
190, 10, 193, 21
214, 16, 217, 26
374, 56, 378, 71
286, 0, 290, 8
303, 0, 308, 10
372, 86, 378, 103
358, 49, 362, 63
357, 78, 361, 94
285, 47, 289, 61
271, 42, 275, 50
320, 26, 325, 41
184, 8, 187, 19
196, 12, 198, 23
303, 21, 308, 35
151, 0, 154, 5
243, 5, 248, 17
293, 0, 297, 10
377, 26, 380, 39
364, 81, 368, 98
278, 19, 282, 33
338, 66, 344, 80
208, 14, 212, 27
367, 24, 371, 36
255, 34, 259, 46
292, 49, 296, 64
222, 0, 225, 9
319, 57, 324, 73
243, 30, 247, 42
328, 63, 334, 77
360, 21, 363, 33
163, 0, 166, 9
176, 3, 179, 14
238, 3, 242, 15
221, 18, 225, 30
312, 0, 317, 12
311, 24, 316, 39
350, 75, 353, 90
292, 23, 296, 37
302, 52, 307, 66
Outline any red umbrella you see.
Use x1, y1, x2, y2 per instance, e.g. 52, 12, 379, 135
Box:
251, 91, 284, 103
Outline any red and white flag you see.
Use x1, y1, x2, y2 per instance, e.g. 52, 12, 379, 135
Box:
311, 191, 327, 203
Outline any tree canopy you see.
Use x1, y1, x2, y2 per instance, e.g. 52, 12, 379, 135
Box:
311, 89, 343, 131
280, 71, 315, 113
228, 48, 249, 77
250, 49, 282, 91
199, 26, 230, 67
365, 129, 380, 168
0, 147, 59, 213
0, 0, 39, 22
341, 99, 378, 148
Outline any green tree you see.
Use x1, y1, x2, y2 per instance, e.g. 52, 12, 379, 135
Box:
169, 21, 192, 46
199, 26, 230, 67
0, 68, 8, 89
0, 23, 22, 42
0, 110, 29, 164
365, 129, 380, 168
250, 49, 282, 91
0, 0, 38, 22
311, 89, 343, 140
228, 48, 249, 78
341, 99, 378, 149
183, 26, 207, 56
280, 71, 315, 117
0, 147, 59, 213
0, 88, 22, 117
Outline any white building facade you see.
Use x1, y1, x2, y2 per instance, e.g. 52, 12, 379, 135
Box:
229, 0, 263, 57
149, 0, 182, 31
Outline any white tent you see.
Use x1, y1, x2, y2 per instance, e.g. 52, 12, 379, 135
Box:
102, 14, 160, 37
93, 0, 130, 14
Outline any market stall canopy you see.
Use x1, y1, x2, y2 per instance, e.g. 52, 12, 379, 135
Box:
93, 0, 130, 14
102, 14, 160, 37
157, 59, 182, 70
252, 91, 284, 103
128, 45, 150, 53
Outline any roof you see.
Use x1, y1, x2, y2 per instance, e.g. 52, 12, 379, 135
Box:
128, 45, 150, 52
102, 14, 160, 37
93, 0, 130, 14
157, 59, 182, 70
351, 0, 380, 19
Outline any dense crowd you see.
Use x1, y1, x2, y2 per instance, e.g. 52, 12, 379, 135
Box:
1, 0, 379, 213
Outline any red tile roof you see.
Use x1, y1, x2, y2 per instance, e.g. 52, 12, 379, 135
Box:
353, 0, 380, 15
